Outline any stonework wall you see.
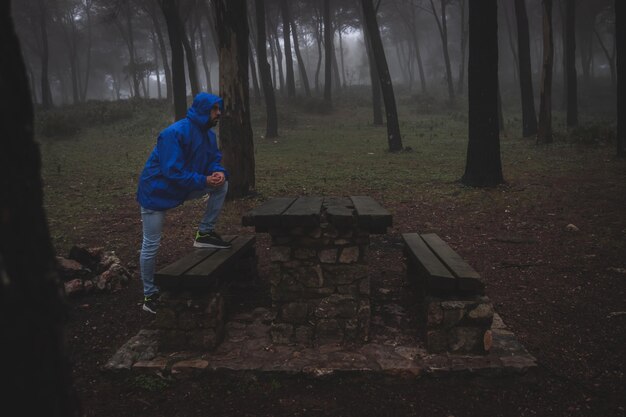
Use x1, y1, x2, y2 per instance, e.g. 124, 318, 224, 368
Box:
424, 295, 494, 354
154, 290, 226, 351
268, 223, 371, 345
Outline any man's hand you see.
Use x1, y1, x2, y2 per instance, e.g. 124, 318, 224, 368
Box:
206, 171, 225, 187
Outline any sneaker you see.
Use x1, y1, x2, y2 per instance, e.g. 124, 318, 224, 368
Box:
193, 231, 232, 249
142, 294, 159, 314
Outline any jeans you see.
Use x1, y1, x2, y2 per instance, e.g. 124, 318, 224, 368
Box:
139, 181, 228, 297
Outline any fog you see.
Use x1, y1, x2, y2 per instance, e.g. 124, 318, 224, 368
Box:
11, 0, 616, 107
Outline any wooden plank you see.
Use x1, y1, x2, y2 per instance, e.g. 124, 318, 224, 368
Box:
280, 196, 323, 228
350, 196, 392, 233
183, 235, 256, 288
156, 249, 216, 277
241, 197, 296, 230
324, 197, 355, 228
421, 233, 484, 292
402, 233, 456, 291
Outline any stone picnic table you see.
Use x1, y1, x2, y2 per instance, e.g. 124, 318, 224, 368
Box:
242, 196, 392, 345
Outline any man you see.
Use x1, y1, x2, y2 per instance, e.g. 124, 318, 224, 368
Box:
137, 92, 231, 314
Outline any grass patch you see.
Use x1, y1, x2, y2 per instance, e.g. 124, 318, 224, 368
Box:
38, 88, 621, 253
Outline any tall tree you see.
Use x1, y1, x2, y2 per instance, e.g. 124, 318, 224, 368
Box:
280, 0, 296, 98
37, 0, 54, 108
456, 0, 469, 95
323, 0, 332, 104
514, 0, 537, 137
159, 0, 187, 120
617, 0, 625, 157
291, 16, 311, 97
361, 0, 403, 152
361, 4, 383, 125
537, 0, 554, 144
1, 2, 78, 415
564, 0, 578, 127
214, 0, 255, 197
256, 0, 278, 138
429, 0, 455, 101
462, 0, 503, 187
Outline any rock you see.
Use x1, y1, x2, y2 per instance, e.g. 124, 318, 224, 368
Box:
565, 223, 580, 232
64, 278, 84, 296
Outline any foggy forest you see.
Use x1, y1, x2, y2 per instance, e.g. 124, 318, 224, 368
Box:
2, 0, 625, 416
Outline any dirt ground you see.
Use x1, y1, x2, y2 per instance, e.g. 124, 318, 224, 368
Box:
62, 165, 626, 417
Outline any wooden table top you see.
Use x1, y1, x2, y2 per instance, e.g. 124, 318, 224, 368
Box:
242, 196, 392, 234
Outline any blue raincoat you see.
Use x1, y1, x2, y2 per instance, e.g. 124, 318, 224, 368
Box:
137, 93, 227, 211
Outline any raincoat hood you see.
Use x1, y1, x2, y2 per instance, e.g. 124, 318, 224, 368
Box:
186, 93, 223, 127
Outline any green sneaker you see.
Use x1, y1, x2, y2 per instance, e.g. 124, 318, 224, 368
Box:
193, 231, 232, 249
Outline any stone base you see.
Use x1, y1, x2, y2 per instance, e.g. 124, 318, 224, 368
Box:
153, 290, 226, 352
424, 295, 494, 354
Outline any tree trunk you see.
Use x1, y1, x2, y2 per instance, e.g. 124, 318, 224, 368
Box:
617, 0, 625, 157
537, 0, 554, 144
361, 0, 403, 152
248, 40, 261, 104
291, 17, 311, 97
362, 15, 383, 125
314, 13, 323, 93
565, 0, 578, 127
256, 0, 278, 138
214, 0, 255, 198
514, 0, 537, 137
462, 0, 503, 187
81, 0, 93, 101
280, 0, 296, 98
456, 0, 468, 95
1, 4, 78, 415
268, 33, 277, 89
197, 7, 213, 93
151, 31, 162, 99
323, 0, 332, 104
125, 4, 140, 98
338, 30, 347, 87
149, 3, 172, 101
37, 0, 53, 108
430, 0, 455, 101
268, 16, 285, 94
180, 20, 200, 97
159, 0, 187, 120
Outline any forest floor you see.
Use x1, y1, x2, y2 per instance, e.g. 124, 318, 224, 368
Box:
62, 169, 626, 417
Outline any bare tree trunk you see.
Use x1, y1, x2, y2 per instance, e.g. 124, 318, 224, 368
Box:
125, 4, 140, 98
268, 32, 277, 89
37, 0, 53, 108
291, 16, 311, 97
159, 0, 187, 120
338, 29, 347, 87
463, 0, 503, 187
323, 0, 332, 104
80, 0, 93, 101
214, 0, 255, 197
280, 0, 296, 98
537, 0, 554, 144
594, 28, 616, 87
361, 0, 403, 152
181, 19, 200, 97
362, 5, 383, 125
1, 4, 78, 415
249, 40, 261, 104
457, 0, 469, 95
148, 3, 172, 101
314, 10, 323, 93
565, 0, 578, 126
151, 31, 162, 99
430, 0, 455, 101
256, 0, 278, 138
514, 0, 537, 137
268, 16, 285, 94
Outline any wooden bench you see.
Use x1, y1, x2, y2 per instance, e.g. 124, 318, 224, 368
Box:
152, 235, 256, 352
402, 233, 493, 354
401, 232, 484, 295
155, 235, 256, 291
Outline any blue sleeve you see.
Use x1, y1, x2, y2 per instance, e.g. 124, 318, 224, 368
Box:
157, 130, 206, 190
